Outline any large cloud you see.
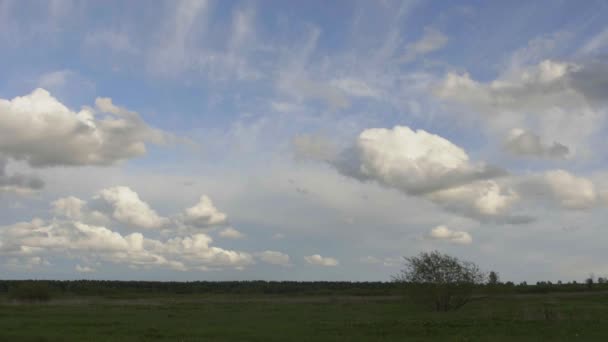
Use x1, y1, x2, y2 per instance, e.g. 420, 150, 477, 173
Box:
335, 126, 505, 195
318, 126, 518, 222
0, 88, 166, 167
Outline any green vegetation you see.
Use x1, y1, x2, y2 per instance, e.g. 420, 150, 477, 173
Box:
1, 290, 608, 341
2, 250, 607, 341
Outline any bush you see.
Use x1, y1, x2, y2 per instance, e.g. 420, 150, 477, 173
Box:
393, 251, 486, 311
9, 281, 52, 302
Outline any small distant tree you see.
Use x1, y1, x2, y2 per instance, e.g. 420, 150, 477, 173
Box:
586, 274, 595, 290
488, 271, 500, 285
392, 251, 486, 311
598, 277, 606, 284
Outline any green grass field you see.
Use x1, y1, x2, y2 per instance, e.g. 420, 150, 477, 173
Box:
1, 292, 608, 341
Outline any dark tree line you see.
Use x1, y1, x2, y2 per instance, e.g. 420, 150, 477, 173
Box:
0, 277, 603, 300
1, 252, 604, 305
0, 280, 405, 297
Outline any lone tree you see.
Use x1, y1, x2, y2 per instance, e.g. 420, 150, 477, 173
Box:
488, 271, 500, 285
393, 251, 486, 311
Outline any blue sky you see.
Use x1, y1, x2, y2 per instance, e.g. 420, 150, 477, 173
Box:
1, 0, 608, 282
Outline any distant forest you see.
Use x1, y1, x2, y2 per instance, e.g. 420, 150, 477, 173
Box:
1, 279, 606, 297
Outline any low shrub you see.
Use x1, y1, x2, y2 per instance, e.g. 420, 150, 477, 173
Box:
9, 281, 52, 302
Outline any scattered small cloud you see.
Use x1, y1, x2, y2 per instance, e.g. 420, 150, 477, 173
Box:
75, 264, 96, 273
428, 225, 472, 245
504, 128, 569, 159
181, 195, 228, 229
257, 250, 291, 266
401, 27, 448, 63
96, 186, 168, 229
360, 256, 401, 267
518, 170, 598, 210
84, 30, 139, 55
304, 254, 339, 267
219, 227, 245, 239
292, 134, 338, 162
272, 233, 285, 240
0, 158, 44, 194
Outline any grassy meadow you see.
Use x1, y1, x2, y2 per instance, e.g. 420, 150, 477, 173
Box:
1, 290, 608, 341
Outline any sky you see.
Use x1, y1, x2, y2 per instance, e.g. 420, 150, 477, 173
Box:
1, 0, 608, 283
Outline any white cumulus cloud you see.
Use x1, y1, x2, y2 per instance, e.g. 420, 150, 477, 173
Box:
0, 186, 261, 272
96, 186, 168, 229
324, 126, 519, 222
181, 195, 228, 229
0, 218, 253, 271
0, 88, 166, 167
335, 126, 504, 196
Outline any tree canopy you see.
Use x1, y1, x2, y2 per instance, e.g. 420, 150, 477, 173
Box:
393, 251, 486, 285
